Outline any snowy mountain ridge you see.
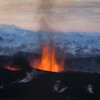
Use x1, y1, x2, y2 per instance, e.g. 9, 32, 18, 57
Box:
0, 24, 100, 57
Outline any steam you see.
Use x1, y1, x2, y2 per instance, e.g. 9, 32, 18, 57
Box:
37, 0, 56, 50
38, 0, 54, 32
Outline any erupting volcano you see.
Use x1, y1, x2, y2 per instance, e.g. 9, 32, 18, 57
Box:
32, 43, 65, 72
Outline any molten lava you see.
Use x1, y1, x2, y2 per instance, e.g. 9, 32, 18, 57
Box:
3, 65, 21, 71
33, 44, 65, 72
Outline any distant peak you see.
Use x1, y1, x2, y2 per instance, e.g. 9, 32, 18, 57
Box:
0, 24, 21, 29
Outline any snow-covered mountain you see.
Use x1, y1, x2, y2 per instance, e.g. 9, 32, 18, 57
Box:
0, 24, 100, 57
0, 24, 39, 55
53, 32, 100, 57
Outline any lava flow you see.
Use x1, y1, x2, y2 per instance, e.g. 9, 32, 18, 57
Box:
2, 64, 21, 71
31, 43, 65, 72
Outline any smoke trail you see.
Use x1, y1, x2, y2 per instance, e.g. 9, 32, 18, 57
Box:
37, 0, 56, 51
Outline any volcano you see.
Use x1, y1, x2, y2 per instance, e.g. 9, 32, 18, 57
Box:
0, 52, 100, 100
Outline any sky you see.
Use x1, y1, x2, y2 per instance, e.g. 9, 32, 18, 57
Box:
0, 0, 100, 32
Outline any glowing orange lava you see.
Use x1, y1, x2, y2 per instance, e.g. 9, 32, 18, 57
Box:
32, 44, 65, 72
3, 65, 21, 71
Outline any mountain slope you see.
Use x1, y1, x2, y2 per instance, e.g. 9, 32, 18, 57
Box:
53, 32, 100, 57
0, 24, 100, 57
0, 67, 100, 100
0, 24, 39, 55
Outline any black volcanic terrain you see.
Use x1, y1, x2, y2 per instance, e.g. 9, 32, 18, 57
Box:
0, 52, 100, 100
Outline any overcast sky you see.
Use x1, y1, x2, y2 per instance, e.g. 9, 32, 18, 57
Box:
0, 0, 100, 32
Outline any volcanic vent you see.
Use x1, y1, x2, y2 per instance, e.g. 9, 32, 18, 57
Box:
29, 2, 65, 73
30, 42, 65, 72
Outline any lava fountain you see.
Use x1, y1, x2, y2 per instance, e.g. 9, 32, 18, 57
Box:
31, 43, 65, 72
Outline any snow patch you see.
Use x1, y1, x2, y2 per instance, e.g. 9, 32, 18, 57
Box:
59, 87, 68, 93
87, 84, 93, 94
19, 69, 38, 83
54, 80, 60, 92
53, 80, 68, 93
